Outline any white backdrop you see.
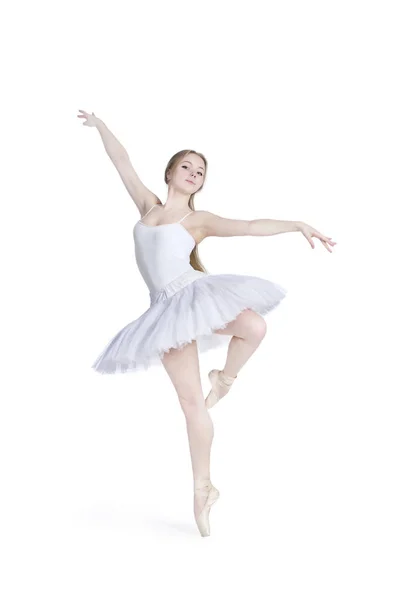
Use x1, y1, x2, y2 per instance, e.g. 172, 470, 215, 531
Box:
1, 0, 404, 598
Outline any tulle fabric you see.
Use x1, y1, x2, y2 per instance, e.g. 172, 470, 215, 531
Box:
91, 272, 287, 375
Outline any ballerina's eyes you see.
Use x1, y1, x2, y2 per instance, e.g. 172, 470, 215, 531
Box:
181, 165, 203, 176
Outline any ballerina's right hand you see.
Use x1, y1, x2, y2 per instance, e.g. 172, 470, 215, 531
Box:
77, 109, 100, 127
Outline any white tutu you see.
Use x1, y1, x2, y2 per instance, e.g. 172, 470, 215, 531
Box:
91, 270, 287, 375
92, 205, 288, 375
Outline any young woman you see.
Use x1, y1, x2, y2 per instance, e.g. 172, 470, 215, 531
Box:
77, 109, 336, 537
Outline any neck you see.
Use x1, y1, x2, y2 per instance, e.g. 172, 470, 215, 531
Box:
164, 187, 192, 211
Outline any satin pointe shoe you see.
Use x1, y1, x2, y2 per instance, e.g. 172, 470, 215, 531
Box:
205, 369, 237, 409
194, 479, 220, 537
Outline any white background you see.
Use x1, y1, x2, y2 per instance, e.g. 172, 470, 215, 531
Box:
1, 0, 404, 598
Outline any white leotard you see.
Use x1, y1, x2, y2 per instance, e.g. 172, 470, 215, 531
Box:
133, 205, 206, 303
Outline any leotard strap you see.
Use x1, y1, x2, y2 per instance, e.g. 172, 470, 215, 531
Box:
177, 211, 193, 224
140, 204, 159, 221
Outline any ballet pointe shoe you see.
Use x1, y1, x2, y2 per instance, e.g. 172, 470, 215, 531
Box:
194, 479, 220, 537
205, 369, 237, 409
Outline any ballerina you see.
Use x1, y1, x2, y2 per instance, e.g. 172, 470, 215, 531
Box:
77, 109, 336, 536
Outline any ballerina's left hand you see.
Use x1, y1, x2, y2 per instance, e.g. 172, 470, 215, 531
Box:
298, 222, 337, 253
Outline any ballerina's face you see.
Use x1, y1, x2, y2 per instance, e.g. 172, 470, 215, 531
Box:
169, 154, 205, 194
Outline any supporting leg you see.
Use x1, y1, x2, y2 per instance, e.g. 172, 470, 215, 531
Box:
161, 340, 220, 536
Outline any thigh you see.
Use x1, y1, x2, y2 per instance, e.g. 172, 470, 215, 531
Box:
213, 308, 267, 339
160, 340, 204, 404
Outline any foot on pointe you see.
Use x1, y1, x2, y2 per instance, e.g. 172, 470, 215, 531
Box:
194, 478, 220, 537
205, 369, 237, 409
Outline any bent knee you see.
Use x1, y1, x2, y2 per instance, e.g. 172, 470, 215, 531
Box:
241, 310, 267, 341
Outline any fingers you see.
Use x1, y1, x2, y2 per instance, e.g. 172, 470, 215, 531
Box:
77, 109, 91, 126
308, 233, 334, 252
304, 229, 334, 251
321, 233, 337, 244
321, 239, 332, 253
312, 228, 335, 243
317, 232, 337, 246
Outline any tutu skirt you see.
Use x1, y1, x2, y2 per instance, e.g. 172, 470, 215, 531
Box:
91, 270, 287, 374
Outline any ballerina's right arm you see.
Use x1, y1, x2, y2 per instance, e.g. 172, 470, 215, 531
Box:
78, 110, 158, 215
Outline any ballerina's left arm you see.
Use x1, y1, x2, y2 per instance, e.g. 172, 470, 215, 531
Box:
199, 211, 337, 253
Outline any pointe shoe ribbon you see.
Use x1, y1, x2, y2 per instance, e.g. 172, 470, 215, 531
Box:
205, 369, 237, 409
194, 480, 220, 537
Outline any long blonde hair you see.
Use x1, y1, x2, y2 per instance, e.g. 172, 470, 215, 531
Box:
162, 149, 208, 273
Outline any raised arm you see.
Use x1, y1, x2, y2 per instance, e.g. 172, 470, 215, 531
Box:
77, 110, 158, 213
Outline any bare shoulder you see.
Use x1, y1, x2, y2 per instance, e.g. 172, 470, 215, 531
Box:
194, 210, 251, 238
140, 197, 163, 218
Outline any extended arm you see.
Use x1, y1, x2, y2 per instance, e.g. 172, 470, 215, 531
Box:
248, 218, 301, 236
199, 211, 301, 238
199, 211, 336, 252
93, 118, 157, 210
95, 119, 129, 164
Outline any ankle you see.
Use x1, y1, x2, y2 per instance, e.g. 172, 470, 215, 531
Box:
220, 369, 237, 380
194, 477, 211, 491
